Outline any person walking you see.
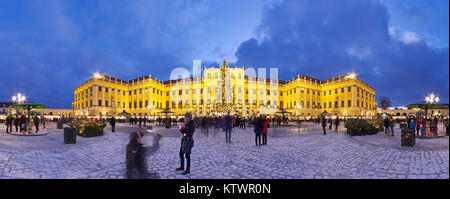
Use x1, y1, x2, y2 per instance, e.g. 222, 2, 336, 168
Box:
110, 116, 116, 132
41, 116, 46, 129
126, 131, 145, 179
321, 116, 327, 135
262, 116, 270, 145
176, 112, 195, 175
334, 116, 340, 132
138, 117, 142, 128
254, 116, 262, 146
328, 117, 333, 130
389, 117, 394, 136
223, 113, 233, 143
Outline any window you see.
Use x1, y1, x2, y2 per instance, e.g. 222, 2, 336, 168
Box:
98, 86, 102, 92
267, 90, 270, 95
134, 102, 137, 109
129, 91, 132, 95
307, 101, 310, 108
324, 103, 327, 109
329, 102, 332, 108
335, 89, 337, 94
134, 90, 137, 95
98, 100, 102, 106
185, 90, 189, 95
129, 102, 132, 108
105, 100, 109, 107
341, 100, 344, 107
153, 88, 155, 93
348, 87, 351, 92
341, 88, 344, 93
335, 101, 338, 108
324, 91, 326, 96
179, 90, 182, 95
307, 89, 310, 94
348, 100, 351, 107
139, 89, 142, 94
145, 100, 148, 108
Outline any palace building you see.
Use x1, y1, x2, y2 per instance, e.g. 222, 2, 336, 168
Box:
72, 59, 377, 118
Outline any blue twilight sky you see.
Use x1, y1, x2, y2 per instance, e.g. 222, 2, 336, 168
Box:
0, 0, 448, 108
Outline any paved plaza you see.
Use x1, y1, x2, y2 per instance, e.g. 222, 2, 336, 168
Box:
0, 123, 448, 179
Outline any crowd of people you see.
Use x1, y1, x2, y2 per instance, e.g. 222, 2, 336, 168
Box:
3, 114, 48, 134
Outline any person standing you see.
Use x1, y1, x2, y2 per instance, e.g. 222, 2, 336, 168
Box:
138, 117, 142, 128
444, 118, 449, 136
176, 112, 195, 175
33, 116, 40, 133
334, 116, 340, 132
409, 118, 416, 132
262, 116, 270, 145
420, 117, 427, 139
384, 117, 390, 135
223, 113, 233, 143
5, 115, 12, 133
432, 117, 438, 136
14, 116, 19, 132
254, 116, 262, 146
321, 116, 327, 135
110, 116, 116, 132
406, 116, 412, 129
415, 117, 421, 136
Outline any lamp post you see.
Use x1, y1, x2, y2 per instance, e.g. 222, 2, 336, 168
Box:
294, 104, 302, 120
147, 104, 155, 123
425, 93, 439, 119
12, 93, 26, 104
11, 93, 27, 115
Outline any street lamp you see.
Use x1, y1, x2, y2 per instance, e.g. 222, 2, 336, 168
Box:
12, 93, 26, 104
147, 104, 155, 122
294, 104, 302, 120
424, 93, 439, 119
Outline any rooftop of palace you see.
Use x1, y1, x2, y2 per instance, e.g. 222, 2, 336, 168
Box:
75, 72, 374, 91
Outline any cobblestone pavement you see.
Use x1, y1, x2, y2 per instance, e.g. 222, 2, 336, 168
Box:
0, 123, 448, 179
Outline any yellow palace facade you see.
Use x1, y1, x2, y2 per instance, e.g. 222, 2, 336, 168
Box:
73, 60, 377, 118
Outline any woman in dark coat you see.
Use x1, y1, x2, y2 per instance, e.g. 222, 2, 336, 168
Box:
126, 131, 145, 179
254, 117, 262, 146
176, 112, 195, 175
321, 116, 327, 135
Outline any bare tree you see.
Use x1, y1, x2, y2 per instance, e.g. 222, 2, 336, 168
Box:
378, 96, 392, 110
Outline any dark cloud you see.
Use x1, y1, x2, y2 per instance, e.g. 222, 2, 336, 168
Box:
234, 0, 449, 106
